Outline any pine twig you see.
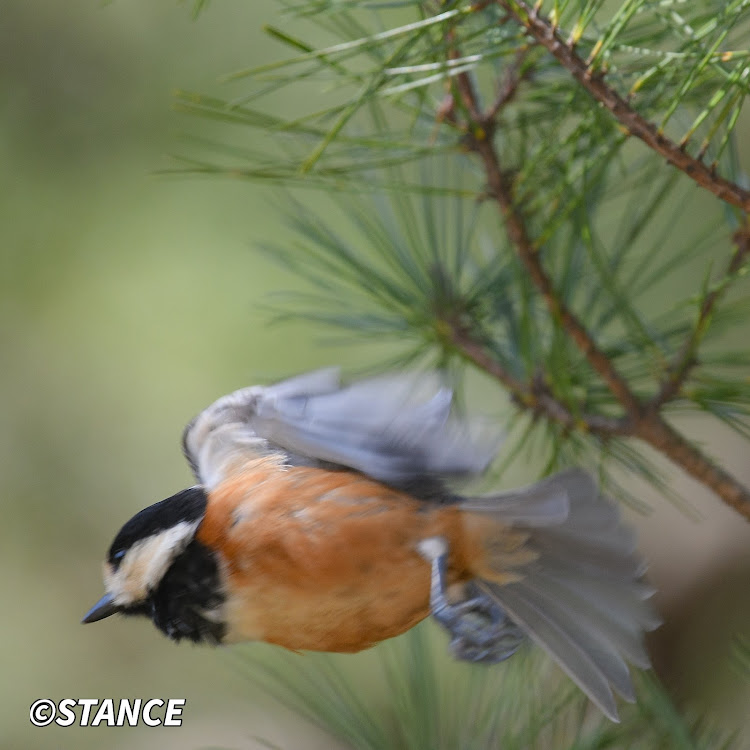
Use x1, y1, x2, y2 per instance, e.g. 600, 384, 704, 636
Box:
484, 47, 533, 122
469, 128, 643, 414
496, 0, 750, 212
448, 322, 631, 435
634, 413, 750, 520
447, 34, 641, 410
652, 223, 750, 407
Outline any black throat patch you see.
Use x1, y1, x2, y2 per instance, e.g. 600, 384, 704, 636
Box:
121, 536, 226, 644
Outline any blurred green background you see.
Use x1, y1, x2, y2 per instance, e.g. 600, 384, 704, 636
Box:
2, 2, 750, 749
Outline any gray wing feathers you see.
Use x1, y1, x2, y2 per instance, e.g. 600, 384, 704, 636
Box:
183, 369, 501, 488
181, 367, 343, 487
464, 469, 658, 721
254, 374, 498, 483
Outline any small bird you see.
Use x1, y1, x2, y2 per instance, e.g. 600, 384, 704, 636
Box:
83, 368, 658, 721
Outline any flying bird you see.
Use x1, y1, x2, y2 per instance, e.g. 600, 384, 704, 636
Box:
83, 368, 658, 721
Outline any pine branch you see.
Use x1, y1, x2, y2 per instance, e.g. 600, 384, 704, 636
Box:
452, 61, 643, 415
449, 32, 750, 521
484, 47, 533, 121
497, 0, 750, 212
447, 321, 631, 434
634, 411, 750, 520
653, 222, 750, 407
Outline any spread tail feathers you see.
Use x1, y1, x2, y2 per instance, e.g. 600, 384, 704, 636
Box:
461, 469, 660, 721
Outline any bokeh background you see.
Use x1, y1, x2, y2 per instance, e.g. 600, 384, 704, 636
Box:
2, 2, 750, 749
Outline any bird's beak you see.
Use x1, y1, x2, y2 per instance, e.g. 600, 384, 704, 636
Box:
82, 593, 120, 624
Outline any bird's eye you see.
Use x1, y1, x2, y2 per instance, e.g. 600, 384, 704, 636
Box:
112, 549, 126, 565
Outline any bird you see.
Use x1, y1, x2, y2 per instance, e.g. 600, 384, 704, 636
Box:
83, 367, 659, 721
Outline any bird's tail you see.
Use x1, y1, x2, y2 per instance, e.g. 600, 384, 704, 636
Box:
459, 469, 660, 721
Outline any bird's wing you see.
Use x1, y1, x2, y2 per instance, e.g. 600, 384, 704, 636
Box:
182, 368, 501, 490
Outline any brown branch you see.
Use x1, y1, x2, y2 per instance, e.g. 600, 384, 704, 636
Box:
449, 311, 750, 519
496, 0, 750, 212
452, 323, 750, 519
634, 413, 750, 520
474, 133, 750, 517
653, 224, 750, 407
484, 48, 532, 121
442, 22, 750, 520
448, 32, 641, 412
448, 323, 631, 435
470, 132, 643, 414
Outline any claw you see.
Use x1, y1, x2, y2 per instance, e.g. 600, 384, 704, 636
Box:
418, 536, 525, 664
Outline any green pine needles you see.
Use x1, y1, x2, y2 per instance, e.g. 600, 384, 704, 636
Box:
231, 624, 736, 750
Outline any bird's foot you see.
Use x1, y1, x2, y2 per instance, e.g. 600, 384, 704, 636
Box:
417, 537, 525, 664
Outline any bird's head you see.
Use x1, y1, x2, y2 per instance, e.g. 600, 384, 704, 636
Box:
82, 486, 226, 644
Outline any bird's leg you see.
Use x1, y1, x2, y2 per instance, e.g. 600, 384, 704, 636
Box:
418, 537, 525, 664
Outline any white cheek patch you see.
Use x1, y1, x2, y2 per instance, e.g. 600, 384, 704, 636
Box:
107, 519, 201, 606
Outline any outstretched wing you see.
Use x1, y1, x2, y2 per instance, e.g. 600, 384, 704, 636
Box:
182, 368, 501, 490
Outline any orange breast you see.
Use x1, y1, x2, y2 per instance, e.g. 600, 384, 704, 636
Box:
196, 456, 477, 652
